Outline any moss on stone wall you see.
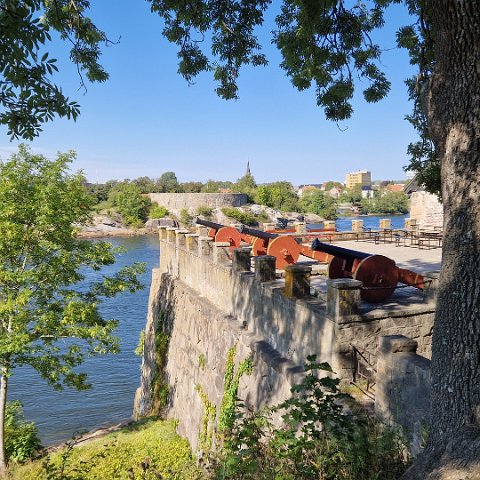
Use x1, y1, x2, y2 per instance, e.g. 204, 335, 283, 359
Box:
150, 310, 171, 414
218, 346, 253, 433
195, 384, 216, 452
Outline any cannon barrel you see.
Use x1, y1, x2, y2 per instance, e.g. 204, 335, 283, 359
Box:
238, 225, 278, 241
311, 238, 370, 261
195, 218, 224, 231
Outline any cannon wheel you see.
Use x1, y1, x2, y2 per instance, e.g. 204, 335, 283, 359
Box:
251, 237, 268, 257
328, 256, 356, 279
353, 255, 399, 303
267, 236, 302, 269
215, 227, 242, 252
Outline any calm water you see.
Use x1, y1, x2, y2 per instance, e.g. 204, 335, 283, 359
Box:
310, 214, 408, 232
9, 235, 159, 445
336, 214, 408, 231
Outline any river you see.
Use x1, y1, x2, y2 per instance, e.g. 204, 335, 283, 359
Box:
9, 235, 160, 446
10, 214, 407, 446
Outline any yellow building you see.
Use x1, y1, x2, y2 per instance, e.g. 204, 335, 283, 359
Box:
345, 170, 372, 190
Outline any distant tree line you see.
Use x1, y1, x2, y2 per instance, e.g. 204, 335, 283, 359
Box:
85, 172, 409, 226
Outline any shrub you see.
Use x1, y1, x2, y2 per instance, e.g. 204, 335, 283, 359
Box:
215, 356, 409, 480
5, 401, 41, 463
180, 208, 193, 225
196, 206, 214, 218
108, 182, 150, 226
221, 208, 257, 226
149, 204, 169, 219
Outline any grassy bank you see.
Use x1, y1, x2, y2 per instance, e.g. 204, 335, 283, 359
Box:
7, 418, 203, 480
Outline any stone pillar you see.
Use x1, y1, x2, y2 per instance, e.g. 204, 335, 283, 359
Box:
196, 225, 209, 237
375, 335, 431, 455
284, 265, 312, 298
351, 219, 364, 232
326, 279, 362, 320
263, 222, 276, 232
232, 247, 252, 273
185, 234, 199, 253
159, 226, 168, 241
198, 236, 213, 257
294, 222, 307, 234
166, 227, 177, 243
324, 220, 336, 231
405, 218, 417, 230
254, 255, 276, 282
376, 335, 419, 420
380, 218, 391, 229
423, 271, 440, 304
213, 242, 231, 265
175, 229, 189, 249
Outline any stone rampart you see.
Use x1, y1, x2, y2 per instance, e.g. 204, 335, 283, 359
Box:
410, 191, 443, 229
135, 228, 437, 453
149, 193, 248, 211
376, 335, 431, 454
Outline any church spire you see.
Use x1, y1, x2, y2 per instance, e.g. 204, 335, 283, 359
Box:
246, 160, 252, 177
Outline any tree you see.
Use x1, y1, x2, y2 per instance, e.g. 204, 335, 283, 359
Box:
299, 190, 337, 219
149, 2, 479, 477
233, 174, 257, 201
154, 172, 181, 193
181, 181, 203, 193
340, 184, 363, 204
254, 181, 299, 212
364, 190, 409, 215
132, 176, 156, 194
0, 1, 110, 140
108, 181, 151, 226
0, 146, 145, 473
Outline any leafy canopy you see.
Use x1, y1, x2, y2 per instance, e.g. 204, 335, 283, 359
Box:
0, 145, 145, 391
0, 0, 109, 140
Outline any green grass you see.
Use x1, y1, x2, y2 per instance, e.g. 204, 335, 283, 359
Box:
8, 418, 203, 480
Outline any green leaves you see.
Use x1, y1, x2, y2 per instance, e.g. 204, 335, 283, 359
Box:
0, 145, 145, 393
0, 1, 109, 139
150, 0, 271, 100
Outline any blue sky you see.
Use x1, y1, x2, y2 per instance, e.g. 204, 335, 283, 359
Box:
0, 2, 418, 185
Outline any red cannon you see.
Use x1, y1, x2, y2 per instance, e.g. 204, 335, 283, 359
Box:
195, 219, 333, 268
237, 225, 334, 269
311, 239, 425, 303
196, 218, 243, 251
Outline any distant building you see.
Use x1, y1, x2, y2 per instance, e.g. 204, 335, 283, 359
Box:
297, 184, 322, 197
361, 185, 374, 199
327, 186, 343, 199
385, 184, 405, 193
345, 170, 372, 190
245, 160, 252, 177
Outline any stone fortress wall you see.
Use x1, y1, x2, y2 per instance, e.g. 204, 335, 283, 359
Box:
410, 191, 443, 230
134, 228, 438, 452
148, 193, 248, 211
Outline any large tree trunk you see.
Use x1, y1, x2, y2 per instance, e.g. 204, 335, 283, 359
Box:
404, 1, 480, 479
0, 372, 8, 475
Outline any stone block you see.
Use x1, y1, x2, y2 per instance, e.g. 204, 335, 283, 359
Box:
284, 265, 312, 299
326, 279, 362, 320
254, 255, 276, 282
213, 242, 231, 264
232, 247, 252, 273
185, 234, 199, 252
198, 236, 213, 256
